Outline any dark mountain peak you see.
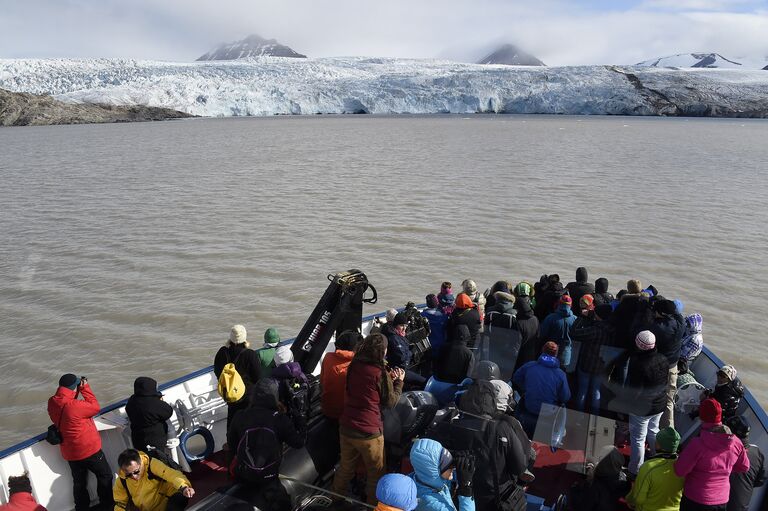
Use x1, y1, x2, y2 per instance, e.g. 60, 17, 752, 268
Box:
196, 34, 306, 61
477, 44, 545, 66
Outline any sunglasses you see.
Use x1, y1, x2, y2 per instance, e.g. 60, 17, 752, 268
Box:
126, 468, 141, 477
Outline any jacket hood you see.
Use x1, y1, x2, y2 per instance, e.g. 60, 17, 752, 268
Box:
576, 267, 588, 283
594, 448, 624, 482
556, 304, 574, 317
514, 296, 534, 317
376, 473, 418, 511
410, 438, 450, 491
494, 291, 516, 304
249, 378, 280, 410
52, 386, 77, 403
490, 379, 514, 412
456, 324, 471, 345
133, 377, 161, 397
458, 379, 497, 417
595, 278, 609, 294
700, 426, 737, 451
538, 354, 561, 368
685, 313, 703, 335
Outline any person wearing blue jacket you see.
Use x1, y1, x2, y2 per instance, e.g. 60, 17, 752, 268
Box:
538, 295, 576, 368
410, 438, 475, 511
512, 341, 571, 438
422, 294, 449, 356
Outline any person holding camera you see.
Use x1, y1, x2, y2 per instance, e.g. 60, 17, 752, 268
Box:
410, 439, 476, 511
47, 374, 113, 511
386, 312, 426, 387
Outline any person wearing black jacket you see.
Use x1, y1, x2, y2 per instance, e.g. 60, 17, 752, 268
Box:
447, 293, 481, 347
565, 267, 595, 316
534, 274, 564, 322
214, 325, 262, 431
227, 379, 306, 511
649, 299, 685, 429
613, 330, 669, 478
571, 299, 614, 416
592, 277, 614, 307
725, 415, 767, 511
513, 284, 539, 369
428, 380, 528, 511
126, 377, 173, 451
433, 325, 475, 384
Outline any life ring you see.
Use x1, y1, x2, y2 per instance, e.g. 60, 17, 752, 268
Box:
178, 427, 215, 463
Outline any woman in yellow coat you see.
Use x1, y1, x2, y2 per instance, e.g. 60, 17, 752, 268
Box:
113, 449, 194, 511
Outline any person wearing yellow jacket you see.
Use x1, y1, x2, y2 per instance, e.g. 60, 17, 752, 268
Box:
113, 449, 195, 511
626, 427, 684, 511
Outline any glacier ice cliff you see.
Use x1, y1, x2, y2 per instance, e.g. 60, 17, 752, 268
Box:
1, 57, 766, 118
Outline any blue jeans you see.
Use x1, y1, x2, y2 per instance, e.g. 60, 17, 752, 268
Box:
628, 412, 662, 475
576, 369, 603, 415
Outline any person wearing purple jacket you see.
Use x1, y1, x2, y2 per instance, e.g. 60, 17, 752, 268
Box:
675, 398, 750, 511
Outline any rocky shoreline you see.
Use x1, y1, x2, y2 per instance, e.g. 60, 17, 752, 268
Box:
0, 88, 193, 127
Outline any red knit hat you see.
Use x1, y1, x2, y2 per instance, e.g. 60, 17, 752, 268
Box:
542, 341, 559, 357
560, 295, 572, 306
700, 397, 722, 424
455, 293, 475, 310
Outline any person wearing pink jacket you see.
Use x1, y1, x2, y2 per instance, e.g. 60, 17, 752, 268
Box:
675, 398, 750, 510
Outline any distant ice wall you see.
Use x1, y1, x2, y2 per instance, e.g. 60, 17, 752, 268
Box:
1, 57, 767, 117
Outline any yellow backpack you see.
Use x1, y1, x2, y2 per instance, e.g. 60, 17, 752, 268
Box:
218, 351, 246, 404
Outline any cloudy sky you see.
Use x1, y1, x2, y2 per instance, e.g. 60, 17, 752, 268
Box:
1, 0, 766, 65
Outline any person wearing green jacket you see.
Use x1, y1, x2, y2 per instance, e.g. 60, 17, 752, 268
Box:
257, 328, 280, 377
626, 427, 684, 511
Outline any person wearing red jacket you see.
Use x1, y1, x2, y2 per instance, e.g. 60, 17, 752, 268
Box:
0, 473, 46, 511
47, 374, 113, 511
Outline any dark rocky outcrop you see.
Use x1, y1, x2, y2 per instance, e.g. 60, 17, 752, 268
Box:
477, 44, 545, 66
197, 34, 307, 61
0, 88, 193, 127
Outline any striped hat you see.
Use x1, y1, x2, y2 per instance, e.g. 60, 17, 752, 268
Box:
635, 330, 656, 350
580, 294, 595, 311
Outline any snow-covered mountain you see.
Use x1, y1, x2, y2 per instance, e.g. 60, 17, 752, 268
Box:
196, 34, 306, 61
635, 53, 764, 69
1, 58, 767, 117
477, 44, 545, 66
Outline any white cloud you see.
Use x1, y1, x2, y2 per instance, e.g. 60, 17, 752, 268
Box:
0, 0, 766, 65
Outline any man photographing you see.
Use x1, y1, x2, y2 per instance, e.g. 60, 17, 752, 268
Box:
47, 374, 113, 511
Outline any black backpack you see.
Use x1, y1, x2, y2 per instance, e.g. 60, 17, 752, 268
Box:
235, 425, 282, 482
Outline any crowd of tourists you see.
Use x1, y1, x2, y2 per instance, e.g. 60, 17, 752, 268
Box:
5, 268, 765, 511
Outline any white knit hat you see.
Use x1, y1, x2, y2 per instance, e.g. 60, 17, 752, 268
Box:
229, 324, 247, 344
635, 330, 656, 351
719, 364, 737, 382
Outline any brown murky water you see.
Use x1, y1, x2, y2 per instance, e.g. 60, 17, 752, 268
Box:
1, 114, 767, 449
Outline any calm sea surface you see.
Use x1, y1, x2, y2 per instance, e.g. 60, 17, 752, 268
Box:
1, 115, 767, 449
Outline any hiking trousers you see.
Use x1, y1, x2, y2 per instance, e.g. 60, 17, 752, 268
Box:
332, 432, 385, 505
660, 365, 679, 429
68, 449, 114, 511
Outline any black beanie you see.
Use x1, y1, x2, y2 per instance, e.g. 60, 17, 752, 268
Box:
58, 373, 80, 390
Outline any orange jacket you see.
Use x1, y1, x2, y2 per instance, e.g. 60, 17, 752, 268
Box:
320, 350, 354, 419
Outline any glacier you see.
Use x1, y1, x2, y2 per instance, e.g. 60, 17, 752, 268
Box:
1, 57, 767, 118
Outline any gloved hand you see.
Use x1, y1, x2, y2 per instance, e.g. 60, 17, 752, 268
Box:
455, 453, 476, 497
